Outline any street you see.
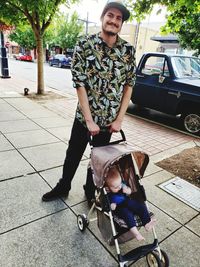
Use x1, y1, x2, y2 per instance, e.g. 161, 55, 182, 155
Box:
8, 58, 76, 96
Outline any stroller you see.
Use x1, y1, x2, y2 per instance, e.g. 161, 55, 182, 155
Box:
77, 130, 169, 267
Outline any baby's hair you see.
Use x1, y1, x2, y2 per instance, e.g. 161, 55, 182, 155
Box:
106, 165, 121, 187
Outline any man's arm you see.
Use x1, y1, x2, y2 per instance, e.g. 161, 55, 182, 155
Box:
109, 84, 133, 132
71, 38, 100, 136
76, 87, 100, 135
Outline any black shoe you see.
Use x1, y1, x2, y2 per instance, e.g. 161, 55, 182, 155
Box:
42, 184, 69, 202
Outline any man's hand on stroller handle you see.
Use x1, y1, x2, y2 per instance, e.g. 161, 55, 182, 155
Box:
86, 118, 123, 136
86, 120, 100, 136
107, 119, 122, 133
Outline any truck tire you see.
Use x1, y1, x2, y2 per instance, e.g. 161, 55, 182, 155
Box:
182, 110, 200, 134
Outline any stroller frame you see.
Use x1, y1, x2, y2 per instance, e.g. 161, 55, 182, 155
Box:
77, 130, 169, 267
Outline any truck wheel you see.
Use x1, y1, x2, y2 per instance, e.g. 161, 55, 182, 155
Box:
182, 111, 200, 134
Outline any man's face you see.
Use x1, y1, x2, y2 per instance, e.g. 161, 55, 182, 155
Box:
102, 7, 123, 36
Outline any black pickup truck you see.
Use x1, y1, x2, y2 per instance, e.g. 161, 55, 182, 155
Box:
131, 53, 200, 135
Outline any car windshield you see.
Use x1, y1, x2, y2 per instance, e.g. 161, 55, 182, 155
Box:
171, 56, 200, 78
55, 55, 65, 59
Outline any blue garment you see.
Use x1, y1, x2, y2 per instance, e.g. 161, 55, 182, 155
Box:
108, 184, 127, 205
109, 192, 126, 205
108, 189, 150, 228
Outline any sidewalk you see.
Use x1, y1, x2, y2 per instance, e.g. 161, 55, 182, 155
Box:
0, 76, 199, 267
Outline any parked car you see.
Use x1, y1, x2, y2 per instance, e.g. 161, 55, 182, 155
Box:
15, 54, 33, 62
48, 54, 72, 68
132, 53, 200, 134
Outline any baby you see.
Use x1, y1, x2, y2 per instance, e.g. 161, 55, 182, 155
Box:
106, 166, 156, 241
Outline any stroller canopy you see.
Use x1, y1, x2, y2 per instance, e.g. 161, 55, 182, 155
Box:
90, 143, 149, 188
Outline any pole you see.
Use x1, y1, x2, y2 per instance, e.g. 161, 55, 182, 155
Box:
78, 12, 96, 36
86, 12, 89, 35
0, 30, 11, 78
134, 22, 140, 50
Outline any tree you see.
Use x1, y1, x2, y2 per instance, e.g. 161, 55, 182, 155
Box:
161, 3, 200, 55
9, 23, 56, 51
0, 0, 78, 94
55, 12, 84, 52
9, 12, 83, 60
125, 0, 200, 55
9, 23, 36, 50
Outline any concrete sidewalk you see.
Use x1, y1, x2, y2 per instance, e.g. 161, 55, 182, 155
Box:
0, 76, 199, 267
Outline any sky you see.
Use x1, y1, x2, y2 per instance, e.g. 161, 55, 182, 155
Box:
68, 0, 167, 25
69, 0, 106, 25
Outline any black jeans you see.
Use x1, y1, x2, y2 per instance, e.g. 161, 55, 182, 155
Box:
59, 118, 112, 194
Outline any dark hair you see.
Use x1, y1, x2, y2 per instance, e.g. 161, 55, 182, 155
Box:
101, 1, 130, 22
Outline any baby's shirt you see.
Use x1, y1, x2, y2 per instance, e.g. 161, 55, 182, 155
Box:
108, 182, 128, 205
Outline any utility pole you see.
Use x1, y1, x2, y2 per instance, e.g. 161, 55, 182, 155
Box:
78, 12, 96, 35
0, 23, 11, 78
133, 22, 140, 50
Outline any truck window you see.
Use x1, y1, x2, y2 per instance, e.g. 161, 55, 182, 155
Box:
171, 56, 200, 78
141, 56, 169, 77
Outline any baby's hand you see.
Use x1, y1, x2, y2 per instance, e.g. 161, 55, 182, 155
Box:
122, 185, 131, 195
110, 203, 117, 210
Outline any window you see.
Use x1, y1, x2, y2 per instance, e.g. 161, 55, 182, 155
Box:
171, 56, 200, 78
141, 56, 169, 77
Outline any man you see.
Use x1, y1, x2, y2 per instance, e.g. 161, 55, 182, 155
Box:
42, 0, 136, 202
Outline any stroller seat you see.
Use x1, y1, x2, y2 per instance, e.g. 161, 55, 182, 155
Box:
113, 211, 154, 230
113, 213, 141, 229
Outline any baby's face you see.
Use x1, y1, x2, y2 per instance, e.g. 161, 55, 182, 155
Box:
109, 177, 122, 193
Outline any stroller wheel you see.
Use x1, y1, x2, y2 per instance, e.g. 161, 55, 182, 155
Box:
146, 251, 162, 267
77, 214, 89, 232
153, 250, 169, 267
160, 250, 169, 267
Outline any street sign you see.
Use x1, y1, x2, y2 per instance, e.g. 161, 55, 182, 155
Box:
0, 22, 14, 31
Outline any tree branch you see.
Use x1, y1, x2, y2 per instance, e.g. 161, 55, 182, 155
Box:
6, 0, 25, 14
41, 0, 61, 33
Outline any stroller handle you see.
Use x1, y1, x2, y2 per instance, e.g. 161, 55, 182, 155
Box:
87, 129, 126, 147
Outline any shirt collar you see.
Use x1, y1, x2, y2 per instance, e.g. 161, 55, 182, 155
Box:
96, 32, 123, 48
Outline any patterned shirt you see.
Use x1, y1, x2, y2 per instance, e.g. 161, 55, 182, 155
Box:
71, 32, 136, 127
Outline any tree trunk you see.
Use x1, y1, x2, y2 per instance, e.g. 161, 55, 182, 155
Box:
36, 36, 44, 94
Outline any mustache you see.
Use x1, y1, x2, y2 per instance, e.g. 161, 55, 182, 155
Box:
106, 22, 119, 28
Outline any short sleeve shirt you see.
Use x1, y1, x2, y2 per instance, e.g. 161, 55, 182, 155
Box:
71, 32, 136, 127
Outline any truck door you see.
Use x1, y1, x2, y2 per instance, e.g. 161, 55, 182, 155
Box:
158, 65, 180, 115
133, 55, 169, 111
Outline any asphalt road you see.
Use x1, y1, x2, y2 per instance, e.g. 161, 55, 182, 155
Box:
8, 58, 198, 137
8, 58, 76, 96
